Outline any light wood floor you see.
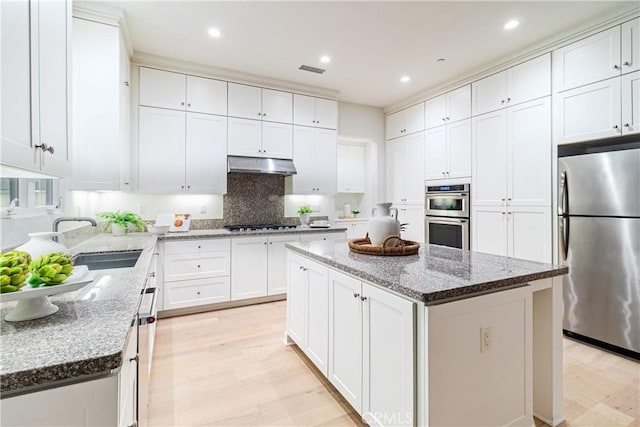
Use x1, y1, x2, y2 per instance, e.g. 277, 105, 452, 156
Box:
148, 301, 639, 427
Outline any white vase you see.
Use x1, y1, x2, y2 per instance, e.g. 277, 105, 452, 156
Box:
299, 213, 311, 227
111, 223, 126, 236
15, 232, 70, 258
367, 202, 400, 246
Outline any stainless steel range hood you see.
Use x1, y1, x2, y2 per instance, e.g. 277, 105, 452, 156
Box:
227, 156, 297, 176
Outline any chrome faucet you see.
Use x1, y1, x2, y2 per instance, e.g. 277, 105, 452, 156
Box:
52, 217, 98, 241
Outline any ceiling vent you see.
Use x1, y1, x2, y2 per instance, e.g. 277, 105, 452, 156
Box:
298, 65, 326, 74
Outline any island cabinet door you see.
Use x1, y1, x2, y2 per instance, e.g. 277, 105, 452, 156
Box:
362, 283, 416, 427
287, 254, 308, 347
304, 261, 330, 376
328, 270, 363, 414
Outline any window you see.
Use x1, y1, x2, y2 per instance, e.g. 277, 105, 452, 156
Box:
0, 178, 59, 209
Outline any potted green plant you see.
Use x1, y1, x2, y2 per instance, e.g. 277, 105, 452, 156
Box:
297, 205, 312, 227
98, 211, 146, 236
351, 209, 361, 217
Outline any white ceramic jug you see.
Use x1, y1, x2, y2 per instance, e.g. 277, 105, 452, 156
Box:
367, 203, 400, 246
15, 232, 70, 258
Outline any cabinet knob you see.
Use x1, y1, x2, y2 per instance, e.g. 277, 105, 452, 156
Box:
502, 212, 506, 215
269, 242, 273, 245
623, 61, 631, 66
263, 113, 267, 117
446, 117, 450, 120
360, 296, 367, 301
624, 123, 630, 127
188, 103, 191, 107
442, 118, 446, 122
312, 120, 316, 123
613, 64, 620, 70
507, 198, 512, 201
506, 98, 511, 102
197, 265, 201, 268
124, 81, 129, 87
181, 185, 185, 189
299, 266, 304, 270
353, 293, 360, 298
613, 125, 619, 130
123, 182, 130, 186
197, 245, 201, 249
129, 355, 138, 363
501, 100, 505, 104
187, 185, 191, 189
197, 291, 201, 295
181, 102, 185, 106
264, 242, 267, 245
317, 121, 320, 124
258, 112, 262, 116
507, 212, 512, 215
501, 198, 506, 202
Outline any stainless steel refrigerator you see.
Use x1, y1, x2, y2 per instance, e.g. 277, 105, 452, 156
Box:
558, 142, 640, 359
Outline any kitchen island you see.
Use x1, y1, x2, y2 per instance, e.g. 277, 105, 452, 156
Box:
285, 241, 568, 427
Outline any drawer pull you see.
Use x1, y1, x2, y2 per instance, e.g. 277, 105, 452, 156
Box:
197, 265, 201, 268
196, 291, 201, 295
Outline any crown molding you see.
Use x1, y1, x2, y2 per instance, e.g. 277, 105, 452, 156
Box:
72, 2, 134, 56
385, 7, 639, 114
131, 52, 341, 100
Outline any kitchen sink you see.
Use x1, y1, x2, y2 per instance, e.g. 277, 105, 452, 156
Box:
73, 249, 143, 270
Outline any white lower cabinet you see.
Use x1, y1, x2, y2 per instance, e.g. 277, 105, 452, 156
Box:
287, 256, 416, 426
396, 205, 425, 243
334, 219, 369, 240
163, 239, 231, 310
232, 235, 302, 300
472, 205, 552, 263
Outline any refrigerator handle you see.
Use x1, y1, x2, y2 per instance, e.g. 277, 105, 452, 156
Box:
558, 171, 568, 216
559, 216, 570, 261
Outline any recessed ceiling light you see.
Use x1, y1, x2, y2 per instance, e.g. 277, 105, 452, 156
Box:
400, 75, 411, 83
207, 27, 221, 38
504, 19, 519, 30
320, 55, 331, 64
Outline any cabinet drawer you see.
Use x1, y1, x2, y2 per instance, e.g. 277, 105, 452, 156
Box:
299, 232, 347, 242
164, 239, 230, 255
165, 277, 230, 310
164, 251, 230, 282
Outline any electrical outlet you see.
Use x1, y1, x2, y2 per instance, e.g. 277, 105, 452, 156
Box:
480, 326, 492, 353
200, 205, 207, 214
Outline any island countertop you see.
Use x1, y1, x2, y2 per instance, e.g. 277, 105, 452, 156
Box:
286, 241, 568, 304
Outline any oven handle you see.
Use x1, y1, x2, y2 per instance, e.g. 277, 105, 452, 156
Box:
425, 216, 468, 225
138, 287, 158, 325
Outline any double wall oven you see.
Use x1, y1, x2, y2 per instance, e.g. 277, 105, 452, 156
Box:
425, 184, 470, 250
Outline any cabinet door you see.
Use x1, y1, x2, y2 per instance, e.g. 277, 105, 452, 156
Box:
387, 139, 404, 203
1, 0, 37, 171
261, 89, 292, 124
473, 206, 508, 257
402, 131, 425, 204
386, 110, 404, 140
138, 107, 185, 193
472, 71, 507, 116
362, 283, 415, 427
352, 221, 368, 240
554, 77, 621, 144
328, 270, 363, 414
227, 117, 262, 157
37, 0, 70, 176
507, 54, 551, 105
290, 126, 316, 194
315, 98, 338, 130
231, 237, 268, 300
261, 122, 293, 159
398, 205, 425, 243
228, 83, 262, 120
472, 110, 507, 206
139, 67, 185, 110
622, 18, 640, 74
509, 206, 552, 263
267, 235, 300, 295
305, 261, 329, 375
425, 94, 447, 129
287, 254, 307, 347
119, 34, 131, 191
71, 18, 120, 191
186, 75, 227, 115
347, 144, 366, 193
404, 103, 425, 135
314, 128, 337, 195
622, 71, 640, 134
424, 126, 447, 180
447, 84, 472, 122
552, 26, 621, 92
508, 97, 551, 206
447, 119, 472, 179
293, 94, 316, 127
336, 144, 350, 192
185, 113, 227, 194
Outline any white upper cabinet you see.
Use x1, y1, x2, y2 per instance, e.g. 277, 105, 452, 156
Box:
229, 83, 292, 123
287, 126, 337, 195
386, 103, 425, 139
261, 121, 293, 158
293, 94, 337, 129
227, 118, 292, 159
424, 119, 471, 181
139, 67, 227, 115
472, 110, 508, 206
1, 0, 71, 176
425, 85, 471, 128
337, 143, 366, 193
472, 54, 550, 116
185, 113, 227, 193
553, 26, 621, 92
387, 131, 425, 205
622, 18, 640, 74
622, 71, 640, 134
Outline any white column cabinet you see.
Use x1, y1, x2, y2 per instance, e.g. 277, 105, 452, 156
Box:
622, 71, 640, 134
472, 54, 550, 116
288, 126, 337, 195
337, 143, 366, 193
425, 85, 471, 129
424, 119, 471, 181
387, 131, 425, 204
472, 110, 508, 206
185, 113, 228, 193
0, 0, 71, 176
293, 94, 337, 129
231, 237, 269, 300
386, 103, 425, 139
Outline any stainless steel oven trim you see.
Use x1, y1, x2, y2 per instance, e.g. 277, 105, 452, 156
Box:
424, 216, 470, 250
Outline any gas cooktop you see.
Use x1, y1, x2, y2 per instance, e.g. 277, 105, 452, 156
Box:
224, 224, 297, 232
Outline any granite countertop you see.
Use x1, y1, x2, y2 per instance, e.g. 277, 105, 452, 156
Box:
158, 225, 347, 240
286, 241, 568, 305
0, 233, 157, 396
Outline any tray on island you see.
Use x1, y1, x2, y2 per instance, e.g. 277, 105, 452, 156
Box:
348, 235, 420, 256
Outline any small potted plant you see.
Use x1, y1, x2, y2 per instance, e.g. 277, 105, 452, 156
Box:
98, 211, 146, 236
297, 205, 313, 227
351, 209, 361, 217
